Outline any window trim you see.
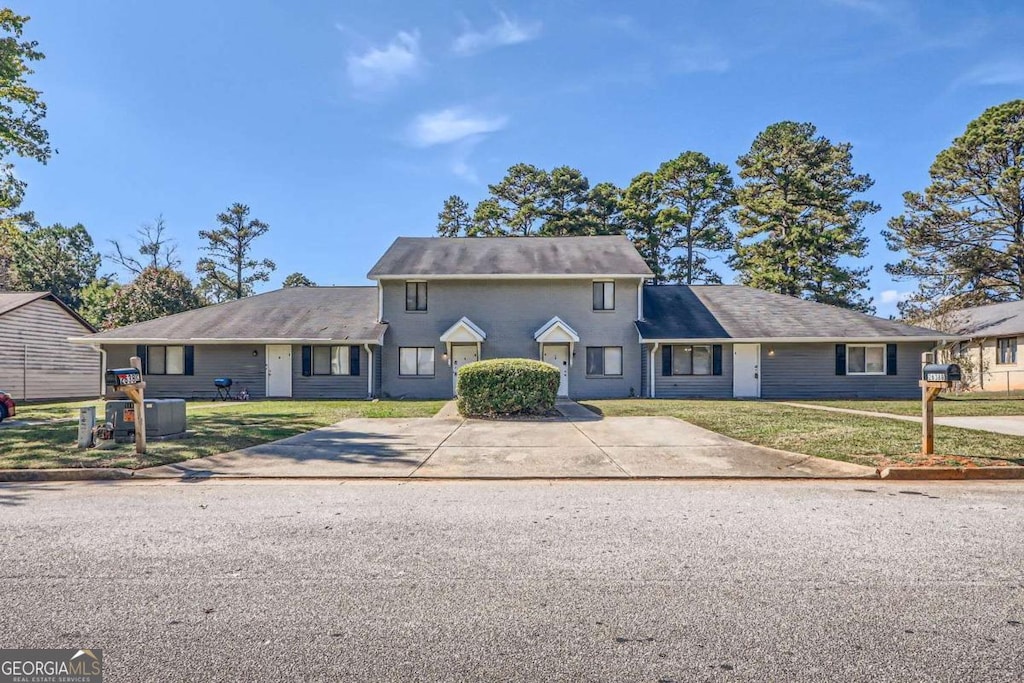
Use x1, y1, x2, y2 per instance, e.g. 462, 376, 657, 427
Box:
146, 345, 186, 376
405, 281, 428, 312
592, 280, 615, 311
996, 337, 1018, 365
585, 346, 623, 377
312, 345, 352, 376
398, 346, 435, 377
669, 344, 713, 376
846, 343, 887, 376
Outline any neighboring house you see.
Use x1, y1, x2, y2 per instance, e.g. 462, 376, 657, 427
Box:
72, 235, 950, 400
0, 291, 100, 400
938, 300, 1024, 392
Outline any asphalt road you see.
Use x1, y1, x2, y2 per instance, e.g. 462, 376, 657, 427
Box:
1, 480, 1022, 682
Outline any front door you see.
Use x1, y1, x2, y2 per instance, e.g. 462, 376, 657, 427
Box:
733, 343, 761, 398
266, 345, 293, 397
542, 344, 570, 398
451, 344, 479, 396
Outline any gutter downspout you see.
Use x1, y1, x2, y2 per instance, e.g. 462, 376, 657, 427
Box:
90, 344, 107, 398
650, 342, 659, 398
364, 343, 374, 399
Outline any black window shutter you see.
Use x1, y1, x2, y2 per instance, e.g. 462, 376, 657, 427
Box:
835, 344, 846, 375
135, 345, 148, 374
350, 345, 360, 376
712, 345, 723, 376
886, 344, 898, 376
301, 345, 312, 377
184, 346, 195, 375
662, 345, 672, 376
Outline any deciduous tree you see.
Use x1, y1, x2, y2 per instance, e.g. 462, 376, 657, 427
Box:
103, 266, 202, 330
108, 215, 180, 275
884, 99, 1024, 320
282, 272, 316, 287
730, 121, 877, 312
196, 203, 275, 301
10, 222, 100, 309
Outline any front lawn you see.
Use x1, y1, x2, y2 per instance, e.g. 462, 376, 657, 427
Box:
785, 397, 1024, 417
0, 400, 445, 470
583, 399, 1024, 468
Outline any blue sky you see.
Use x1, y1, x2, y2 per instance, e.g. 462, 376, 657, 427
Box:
14, 0, 1024, 316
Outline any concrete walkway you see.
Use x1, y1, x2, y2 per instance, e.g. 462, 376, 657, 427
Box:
781, 402, 1024, 437
139, 402, 872, 480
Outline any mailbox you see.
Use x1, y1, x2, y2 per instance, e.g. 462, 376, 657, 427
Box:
105, 367, 143, 388
922, 363, 961, 384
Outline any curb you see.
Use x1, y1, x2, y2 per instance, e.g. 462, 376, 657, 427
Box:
0, 468, 134, 482
878, 466, 1024, 480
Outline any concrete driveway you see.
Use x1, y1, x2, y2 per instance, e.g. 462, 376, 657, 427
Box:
139, 403, 871, 479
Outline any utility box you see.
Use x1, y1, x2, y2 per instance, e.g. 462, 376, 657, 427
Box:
922, 363, 962, 384
105, 399, 187, 443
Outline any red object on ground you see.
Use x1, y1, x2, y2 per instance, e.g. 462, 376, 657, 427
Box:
0, 391, 15, 420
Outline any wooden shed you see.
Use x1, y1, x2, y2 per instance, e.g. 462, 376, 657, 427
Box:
0, 292, 101, 400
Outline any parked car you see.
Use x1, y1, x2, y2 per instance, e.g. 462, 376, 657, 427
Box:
0, 391, 15, 423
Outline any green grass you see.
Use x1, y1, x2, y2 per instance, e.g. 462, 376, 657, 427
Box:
0, 400, 445, 470
583, 399, 1024, 468
786, 397, 1024, 417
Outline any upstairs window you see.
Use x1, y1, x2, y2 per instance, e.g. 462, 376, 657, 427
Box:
997, 337, 1017, 365
592, 281, 615, 310
406, 281, 428, 312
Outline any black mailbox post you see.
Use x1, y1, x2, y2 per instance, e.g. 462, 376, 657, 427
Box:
922, 363, 962, 384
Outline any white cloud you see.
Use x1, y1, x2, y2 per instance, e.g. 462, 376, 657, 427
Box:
953, 60, 1024, 88
346, 30, 422, 91
880, 289, 913, 304
670, 44, 730, 74
407, 107, 508, 147
452, 12, 541, 56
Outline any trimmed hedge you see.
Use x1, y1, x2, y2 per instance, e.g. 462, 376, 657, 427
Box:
456, 358, 560, 417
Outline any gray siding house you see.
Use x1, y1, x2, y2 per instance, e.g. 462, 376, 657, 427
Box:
0, 292, 100, 400
73, 235, 948, 400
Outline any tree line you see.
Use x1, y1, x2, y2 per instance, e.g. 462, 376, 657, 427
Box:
438, 100, 1024, 318
0, 11, 313, 329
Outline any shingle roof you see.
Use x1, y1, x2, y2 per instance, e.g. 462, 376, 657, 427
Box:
0, 291, 50, 317
367, 235, 654, 278
637, 285, 946, 341
0, 291, 96, 331
73, 287, 385, 343
939, 300, 1024, 338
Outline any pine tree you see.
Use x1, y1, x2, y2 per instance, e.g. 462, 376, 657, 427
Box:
436, 195, 471, 237
730, 121, 877, 312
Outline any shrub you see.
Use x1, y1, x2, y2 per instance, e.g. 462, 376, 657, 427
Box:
456, 358, 560, 417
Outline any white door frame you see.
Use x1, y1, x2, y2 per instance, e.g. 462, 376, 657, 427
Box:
450, 343, 479, 396
541, 343, 570, 398
733, 343, 761, 398
266, 344, 293, 398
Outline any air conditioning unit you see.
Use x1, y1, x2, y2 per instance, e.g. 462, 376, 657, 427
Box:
105, 399, 187, 443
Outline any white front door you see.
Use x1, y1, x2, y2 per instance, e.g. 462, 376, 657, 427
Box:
542, 344, 570, 398
266, 345, 292, 397
733, 343, 761, 398
451, 344, 479, 396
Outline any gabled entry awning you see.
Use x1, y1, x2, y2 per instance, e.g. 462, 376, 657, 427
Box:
534, 316, 579, 344
440, 317, 486, 365
440, 316, 487, 343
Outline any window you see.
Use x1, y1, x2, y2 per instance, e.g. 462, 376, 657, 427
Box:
406, 281, 428, 311
586, 346, 623, 376
399, 347, 435, 376
146, 345, 185, 375
997, 337, 1017, 365
671, 345, 712, 375
592, 281, 615, 310
847, 344, 886, 375
313, 346, 352, 376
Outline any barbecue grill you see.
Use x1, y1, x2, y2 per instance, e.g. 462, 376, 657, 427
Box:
214, 377, 233, 400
